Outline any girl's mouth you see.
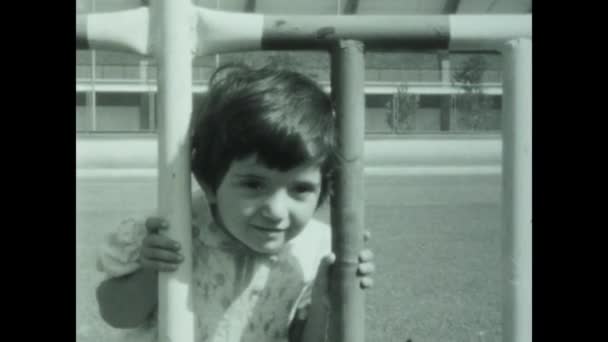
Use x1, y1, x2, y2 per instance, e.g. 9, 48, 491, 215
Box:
251, 225, 284, 233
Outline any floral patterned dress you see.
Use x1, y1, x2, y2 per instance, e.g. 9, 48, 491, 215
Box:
97, 192, 332, 342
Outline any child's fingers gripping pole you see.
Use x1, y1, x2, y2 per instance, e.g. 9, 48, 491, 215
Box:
145, 217, 169, 234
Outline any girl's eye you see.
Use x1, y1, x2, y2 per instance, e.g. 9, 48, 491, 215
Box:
292, 183, 317, 195
239, 179, 265, 191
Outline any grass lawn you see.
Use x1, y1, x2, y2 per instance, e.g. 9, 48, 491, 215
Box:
77, 173, 502, 342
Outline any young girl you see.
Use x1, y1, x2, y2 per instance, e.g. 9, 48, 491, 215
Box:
95, 64, 375, 342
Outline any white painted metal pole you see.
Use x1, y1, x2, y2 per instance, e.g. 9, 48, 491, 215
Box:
501, 38, 532, 342
91, 50, 97, 131
90, 0, 97, 132
152, 0, 195, 341
82, 7, 151, 55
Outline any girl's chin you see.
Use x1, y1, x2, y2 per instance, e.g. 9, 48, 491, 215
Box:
246, 239, 287, 255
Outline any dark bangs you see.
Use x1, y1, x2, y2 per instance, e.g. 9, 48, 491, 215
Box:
230, 105, 335, 172
191, 64, 337, 197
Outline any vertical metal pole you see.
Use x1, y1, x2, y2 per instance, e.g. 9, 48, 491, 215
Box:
140, 59, 148, 83
90, 0, 97, 132
392, 92, 398, 133
438, 51, 451, 131
91, 52, 97, 131
502, 38, 532, 342
149, 91, 156, 131
139, 91, 149, 130
329, 39, 366, 342
152, 0, 195, 341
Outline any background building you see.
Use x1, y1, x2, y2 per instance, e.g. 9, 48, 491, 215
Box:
76, 0, 530, 134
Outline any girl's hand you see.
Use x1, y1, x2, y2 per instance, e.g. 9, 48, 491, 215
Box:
139, 217, 184, 272
357, 231, 375, 289
311, 231, 375, 308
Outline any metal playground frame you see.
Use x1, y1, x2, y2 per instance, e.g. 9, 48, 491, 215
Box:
76, 1, 532, 341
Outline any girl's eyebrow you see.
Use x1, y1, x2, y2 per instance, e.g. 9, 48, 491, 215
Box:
294, 179, 321, 188
232, 173, 266, 179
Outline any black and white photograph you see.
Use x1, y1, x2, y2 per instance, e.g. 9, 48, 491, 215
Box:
76, 1, 532, 341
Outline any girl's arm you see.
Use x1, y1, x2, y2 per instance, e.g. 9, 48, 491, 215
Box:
96, 216, 184, 329
291, 254, 334, 342
295, 234, 375, 342
295, 302, 330, 342
96, 268, 158, 328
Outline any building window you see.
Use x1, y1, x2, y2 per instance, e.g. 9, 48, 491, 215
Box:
418, 95, 441, 108
451, 94, 502, 132
365, 94, 392, 134
76, 92, 90, 132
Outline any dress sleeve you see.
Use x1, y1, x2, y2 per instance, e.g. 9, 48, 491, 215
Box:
96, 217, 147, 279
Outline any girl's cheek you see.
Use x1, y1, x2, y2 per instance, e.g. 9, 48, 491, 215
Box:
239, 199, 262, 217
294, 204, 316, 226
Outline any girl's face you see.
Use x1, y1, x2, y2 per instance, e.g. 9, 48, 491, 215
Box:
208, 154, 322, 254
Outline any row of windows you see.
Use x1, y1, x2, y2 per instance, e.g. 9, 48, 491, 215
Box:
77, 93, 502, 109
76, 65, 504, 83
76, 92, 502, 133
76, 50, 503, 71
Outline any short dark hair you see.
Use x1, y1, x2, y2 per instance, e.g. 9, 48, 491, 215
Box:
191, 64, 337, 207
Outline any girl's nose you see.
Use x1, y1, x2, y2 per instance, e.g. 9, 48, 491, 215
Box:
260, 190, 288, 222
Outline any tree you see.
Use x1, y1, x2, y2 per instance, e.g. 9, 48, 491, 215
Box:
266, 52, 300, 69
385, 84, 418, 134
452, 56, 497, 130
